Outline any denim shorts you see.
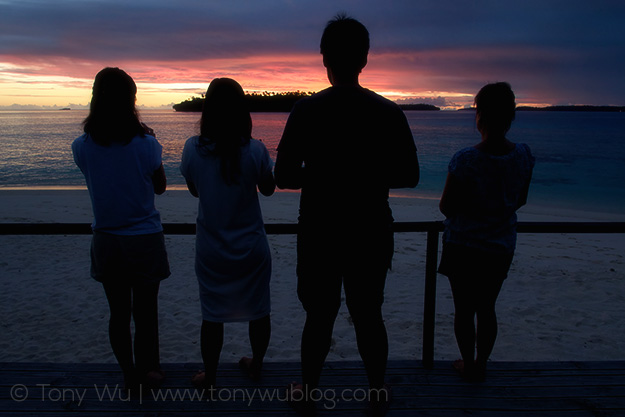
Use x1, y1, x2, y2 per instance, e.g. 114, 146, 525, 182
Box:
90, 231, 171, 285
438, 241, 513, 283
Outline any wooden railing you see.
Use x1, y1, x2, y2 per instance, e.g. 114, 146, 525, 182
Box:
2, 221, 624, 369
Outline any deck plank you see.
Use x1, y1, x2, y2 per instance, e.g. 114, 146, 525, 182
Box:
1, 360, 624, 416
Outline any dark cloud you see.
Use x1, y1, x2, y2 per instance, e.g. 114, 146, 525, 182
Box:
0, 1, 322, 60
1, 0, 624, 105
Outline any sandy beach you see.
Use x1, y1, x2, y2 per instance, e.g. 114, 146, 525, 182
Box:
0, 189, 624, 365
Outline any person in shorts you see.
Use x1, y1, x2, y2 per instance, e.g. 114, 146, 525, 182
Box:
275, 14, 420, 415
72, 67, 170, 392
438, 82, 535, 382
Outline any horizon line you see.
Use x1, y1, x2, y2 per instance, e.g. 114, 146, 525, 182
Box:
2, 103, 625, 112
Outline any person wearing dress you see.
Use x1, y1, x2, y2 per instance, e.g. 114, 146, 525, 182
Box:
438, 82, 535, 382
180, 78, 275, 388
72, 67, 170, 391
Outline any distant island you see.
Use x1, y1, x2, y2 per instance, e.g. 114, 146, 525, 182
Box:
460, 105, 625, 112
173, 91, 313, 112
398, 104, 440, 111
516, 105, 625, 112
173, 92, 440, 112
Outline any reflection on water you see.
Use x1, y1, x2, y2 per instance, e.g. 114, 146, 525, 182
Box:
1, 109, 624, 213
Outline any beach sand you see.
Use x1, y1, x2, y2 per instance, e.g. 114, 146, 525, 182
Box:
0, 189, 624, 365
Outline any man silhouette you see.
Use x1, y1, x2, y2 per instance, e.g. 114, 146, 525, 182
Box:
275, 13, 419, 415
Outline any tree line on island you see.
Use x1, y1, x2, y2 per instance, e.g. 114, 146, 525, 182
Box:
460, 105, 625, 112
172, 91, 440, 112
173, 92, 625, 113
516, 105, 625, 112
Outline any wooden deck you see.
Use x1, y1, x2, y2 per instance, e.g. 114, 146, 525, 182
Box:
1, 360, 624, 416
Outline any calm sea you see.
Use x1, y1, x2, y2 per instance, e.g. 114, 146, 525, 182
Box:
1, 109, 624, 214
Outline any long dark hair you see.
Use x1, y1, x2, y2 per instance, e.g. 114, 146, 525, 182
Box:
82, 67, 144, 146
199, 78, 252, 184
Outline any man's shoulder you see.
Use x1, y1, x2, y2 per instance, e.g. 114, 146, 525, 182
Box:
349, 86, 403, 112
297, 86, 400, 110
295, 87, 332, 105
360, 87, 394, 103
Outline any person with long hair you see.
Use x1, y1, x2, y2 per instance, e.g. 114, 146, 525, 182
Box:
438, 82, 535, 382
180, 78, 275, 388
72, 67, 170, 391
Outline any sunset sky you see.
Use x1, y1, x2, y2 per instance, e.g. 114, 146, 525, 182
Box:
1, 0, 624, 110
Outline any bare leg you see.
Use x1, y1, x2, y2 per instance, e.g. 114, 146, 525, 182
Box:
453, 307, 477, 376
248, 315, 271, 375
475, 278, 504, 377
102, 281, 135, 386
200, 320, 224, 387
449, 278, 478, 377
301, 311, 337, 389
345, 260, 390, 390
350, 308, 388, 389
132, 282, 161, 379
450, 274, 504, 381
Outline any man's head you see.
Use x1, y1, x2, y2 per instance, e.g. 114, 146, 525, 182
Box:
320, 14, 369, 77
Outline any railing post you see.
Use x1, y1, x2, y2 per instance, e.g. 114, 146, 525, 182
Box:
422, 226, 439, 369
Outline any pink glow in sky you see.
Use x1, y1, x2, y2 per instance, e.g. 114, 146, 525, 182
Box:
1, 1, 624, 110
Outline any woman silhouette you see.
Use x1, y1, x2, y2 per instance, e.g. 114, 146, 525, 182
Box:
72, 67, 170, 391
439, 82, 534, 382
180, 78, 275, 387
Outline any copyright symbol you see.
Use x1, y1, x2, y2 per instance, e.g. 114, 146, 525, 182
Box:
11, 384, 29, 402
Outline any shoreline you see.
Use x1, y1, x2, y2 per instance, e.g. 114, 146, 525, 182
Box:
0, 190, 624, 364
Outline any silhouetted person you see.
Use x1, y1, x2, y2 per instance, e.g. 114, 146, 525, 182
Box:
275, 14, 419, 415
72, 67, 170, 392
180, 78, 275, 388
438, 82, 534, 382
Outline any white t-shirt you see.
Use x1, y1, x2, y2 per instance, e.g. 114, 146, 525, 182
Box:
72, 133, 163, 235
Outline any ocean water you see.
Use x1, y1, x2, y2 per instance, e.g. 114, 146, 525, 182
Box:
1, 109, 624, 214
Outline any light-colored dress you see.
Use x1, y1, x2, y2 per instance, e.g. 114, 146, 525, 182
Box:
180, 137, 272, 322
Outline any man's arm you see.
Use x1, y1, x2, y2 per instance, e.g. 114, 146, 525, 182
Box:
275, 152, 304, 189
388, 111, 420, 189
275, 110, 305, 190
388, 151, 420, 189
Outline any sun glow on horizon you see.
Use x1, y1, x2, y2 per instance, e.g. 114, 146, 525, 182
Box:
0, 56, 574, 110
